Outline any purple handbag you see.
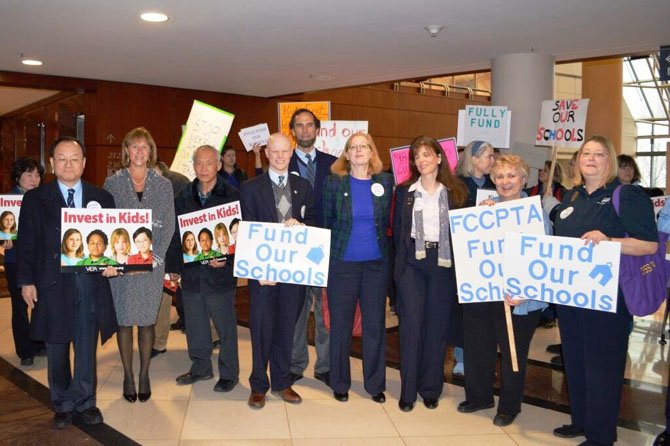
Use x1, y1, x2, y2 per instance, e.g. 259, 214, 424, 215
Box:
612, 185, 669, 316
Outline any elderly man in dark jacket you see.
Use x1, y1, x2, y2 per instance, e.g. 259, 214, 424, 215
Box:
166, 144, 240, 393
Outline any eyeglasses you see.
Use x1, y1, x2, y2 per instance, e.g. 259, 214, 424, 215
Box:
349, 144, 370, 151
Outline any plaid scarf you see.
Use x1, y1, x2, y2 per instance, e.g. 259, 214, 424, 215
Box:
413, 186, 452, 268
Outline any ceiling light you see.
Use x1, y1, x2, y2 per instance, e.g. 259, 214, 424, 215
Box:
424, 25, 444, 38
140, 11, 169, 23
310, 74, 336, 82
21, 56, 43, 66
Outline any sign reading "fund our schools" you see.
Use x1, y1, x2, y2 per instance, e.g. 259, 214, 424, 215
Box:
233, 221, 331, 287
503, 233, 620, 313
449, 196, 546, 303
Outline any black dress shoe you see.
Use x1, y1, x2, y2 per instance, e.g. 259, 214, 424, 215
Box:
371, 392, 386, 403
123, 377, 137, 403
333, 391, 349, 402
550, 355, 564, 367
290, 372, 303, 384
457, 400, 494, 413
138, 392, 151, 402
398, 400, 414, 412
493, 413, 518, 426
123, 392, 137, 403
77, 407, 103, 425
176, 371, 214, 385
150, 348, 166, 358
20, 357, 34, 366
655, 431, 669, 446
314, 371, 330, 385
170, 320, 185, 331
423, 398, 439, 409
213, 379, 238, 392
553, 424, 585, 438
53, 411, 72, 429
546, 343, 562, 354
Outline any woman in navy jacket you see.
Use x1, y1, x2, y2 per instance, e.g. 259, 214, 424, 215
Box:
393, 136, 467, 411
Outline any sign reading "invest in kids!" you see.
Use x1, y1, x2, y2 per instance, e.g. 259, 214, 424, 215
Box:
233, 221, 331, 287
177, 201, 242, 265
448, 196, 546, 304
60, 208, 153, 273
0, 194, 22, 242
503, 233, 620, 313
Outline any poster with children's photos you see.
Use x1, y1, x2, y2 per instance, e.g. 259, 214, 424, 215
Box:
177, 201, 242, 265
60, 208, 153, 273
0, 195, 22, 244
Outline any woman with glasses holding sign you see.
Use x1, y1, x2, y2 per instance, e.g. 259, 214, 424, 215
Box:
104, 127, 175, 403
323, 132, 393, 404
548, 135, 657, 445
458, 154, 551, 426
393, 136, 467, 412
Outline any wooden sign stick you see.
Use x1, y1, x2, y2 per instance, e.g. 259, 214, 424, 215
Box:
504, 303, 519, 372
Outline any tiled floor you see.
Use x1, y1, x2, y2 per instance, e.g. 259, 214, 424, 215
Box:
0, 295, 665, 445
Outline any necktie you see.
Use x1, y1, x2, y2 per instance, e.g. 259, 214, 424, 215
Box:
278, 175, 285, 188
67, 188, 75, 208
305, 153, 316, 187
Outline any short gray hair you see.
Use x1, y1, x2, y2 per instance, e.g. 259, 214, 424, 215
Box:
192, 145, 220, 162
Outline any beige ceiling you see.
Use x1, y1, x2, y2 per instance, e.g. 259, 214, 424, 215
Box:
0, 0, 669, 100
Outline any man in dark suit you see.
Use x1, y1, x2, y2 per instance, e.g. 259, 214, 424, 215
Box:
240, 132, 316, 409
287, 108, 337, 386
17, 137, 118, 429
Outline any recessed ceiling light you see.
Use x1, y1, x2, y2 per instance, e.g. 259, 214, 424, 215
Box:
22, 59, 43, 66
310, 74, 336, 82
141, 11, 169, 23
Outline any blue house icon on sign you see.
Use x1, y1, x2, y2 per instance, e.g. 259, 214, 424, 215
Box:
306, 246, 325, 265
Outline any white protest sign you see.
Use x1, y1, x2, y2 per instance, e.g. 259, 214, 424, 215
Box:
457, 105, 511, 148
171, 100, 235, 180
238, 123, 270, 151
234, 221, 330, 287
475, 188, 499, 205
177, 201, 241, 264
449, 196, 545, 303
535, 99, 589, 148
652, 195, 669, 217
60, 208, 153, 273
503, 233, 620, 313
0, 195, 23, 241
315, 120, 368, 157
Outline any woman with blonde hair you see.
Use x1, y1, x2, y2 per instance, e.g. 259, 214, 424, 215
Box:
104, 127, 175, 403
214, 222, 230, 255
550, 135, 658, 445
323, 132, 394, 403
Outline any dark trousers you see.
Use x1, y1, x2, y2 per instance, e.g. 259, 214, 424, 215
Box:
328, 257, 388, 395
46, 275, 98, 413
397, 249, 458, 403
175, 287, 185, 322
4, 263, 43, 359
463, 301, 541, 416
248, 280, 305, 393
182, 288, 239, 380
557, 298, 631, 445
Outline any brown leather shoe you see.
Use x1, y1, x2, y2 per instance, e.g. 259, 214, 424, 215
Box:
248, 391, 266, 409
273, 387, 302, 404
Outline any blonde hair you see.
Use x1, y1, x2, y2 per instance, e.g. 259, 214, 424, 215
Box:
214, 223, 230, 249
121, 127, 158, 168
330, 132, 383, 177
573, 135, 618, 188
110, 228, 131, 255
491, 155, 530, 183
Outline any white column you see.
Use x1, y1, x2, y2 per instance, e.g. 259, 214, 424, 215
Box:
491, 53, 554, 169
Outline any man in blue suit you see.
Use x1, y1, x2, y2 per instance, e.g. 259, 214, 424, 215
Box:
18, 137, 118, 429
287, 108, 336, 386
241, 132, 316, 409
